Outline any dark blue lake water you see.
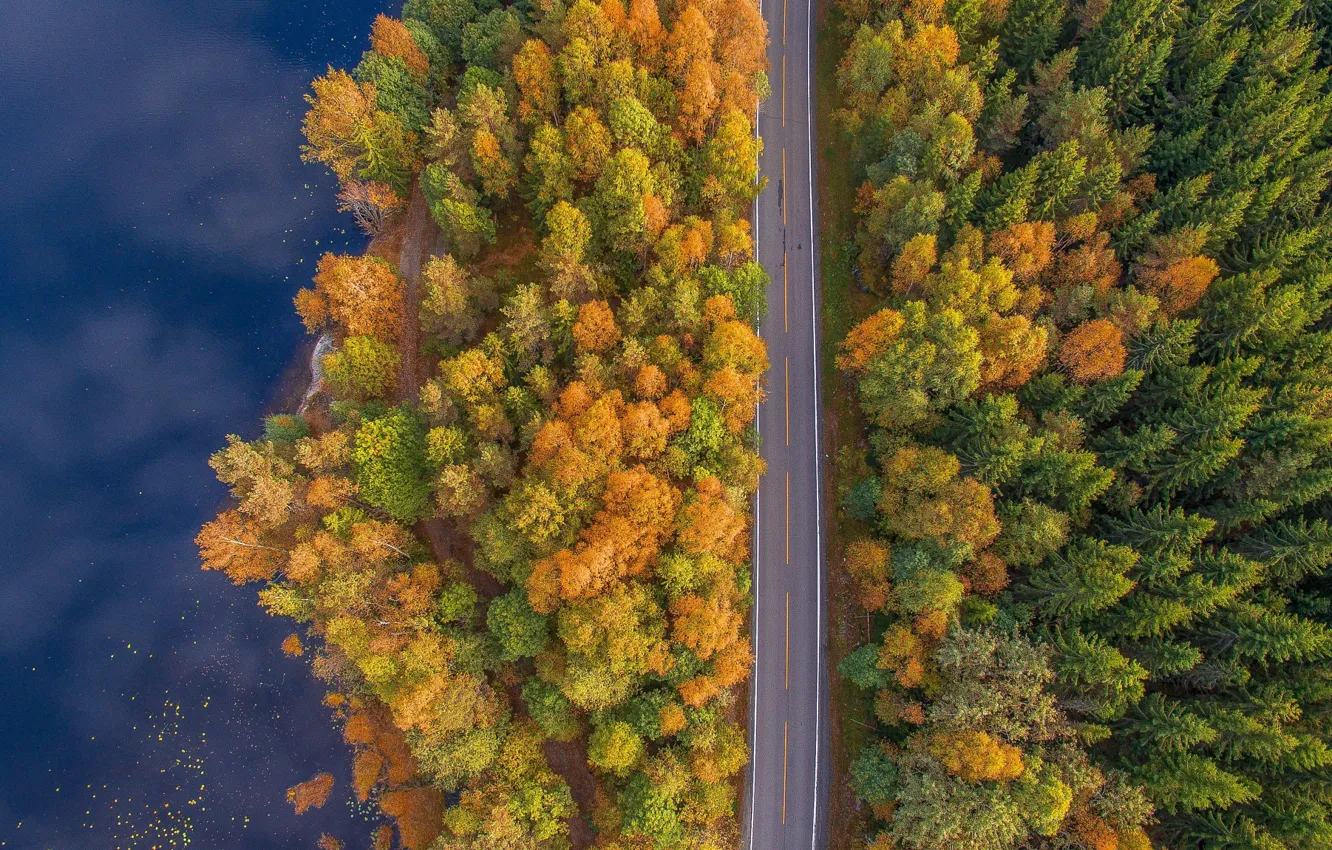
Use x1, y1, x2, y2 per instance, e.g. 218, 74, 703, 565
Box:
0, 2, 394, 846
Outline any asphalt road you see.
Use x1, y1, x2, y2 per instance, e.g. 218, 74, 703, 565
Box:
745, 0, 831, 843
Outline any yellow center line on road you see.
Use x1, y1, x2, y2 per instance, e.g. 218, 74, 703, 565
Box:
784, 357, 790, 446
785, 471, 790, 564
783, 0, 787, 45
783, 250, 788, 332
785, 591, 790, 690
782, 721, 789, 824
781, 147, 787, 225
781, 54, 786, 128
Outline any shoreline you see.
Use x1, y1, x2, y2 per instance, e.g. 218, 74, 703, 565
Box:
261, 331, 324, 422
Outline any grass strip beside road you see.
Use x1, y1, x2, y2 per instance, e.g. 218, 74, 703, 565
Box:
815, 5, 882, 848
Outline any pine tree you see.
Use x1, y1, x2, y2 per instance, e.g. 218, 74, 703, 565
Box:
998, 0, 1066, 76
1122, 692, 1217, 753
1209, 604, 1332, 666
934, 394, 1040, 487
1236, 519, 1332, 587
1016, 439, 1115, 513
1074, 0, 1181, 122
1025, 537, 1137, 620
1138, 752, 1261, 814
1047, 627, 1147, 720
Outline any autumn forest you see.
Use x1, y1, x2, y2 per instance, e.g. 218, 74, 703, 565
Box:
200, 0, 767, 847
197, 0, 1332, 847
830, 0, 1332, 847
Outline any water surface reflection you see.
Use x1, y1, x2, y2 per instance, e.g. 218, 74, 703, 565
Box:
0, 1, 391, 846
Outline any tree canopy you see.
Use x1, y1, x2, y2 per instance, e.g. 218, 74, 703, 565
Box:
203, 0, 770, 846
830, 0, 1332, 846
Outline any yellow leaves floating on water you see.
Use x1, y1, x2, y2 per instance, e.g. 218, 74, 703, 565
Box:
100, 696, 207, 850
